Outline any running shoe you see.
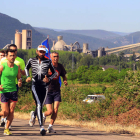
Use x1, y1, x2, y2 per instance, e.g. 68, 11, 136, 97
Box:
1, 118, 5, 127
29, 111, 36, 127
47, 126, 56, 133
40, 126, 46, 136
4, 129, 12, 135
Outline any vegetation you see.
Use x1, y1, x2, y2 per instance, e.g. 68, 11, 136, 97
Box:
13, 49, 140, 127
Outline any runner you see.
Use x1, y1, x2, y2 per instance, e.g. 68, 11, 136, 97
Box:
0, 44, 25, 128
43, 51, 68, 133
25, 45, 56, 136
0, 50, 5, 125
0, 49, 22, 135
29, 52, 68, 133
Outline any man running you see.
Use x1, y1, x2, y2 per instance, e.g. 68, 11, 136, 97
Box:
25, 45, 56, 136
0, 44, 25, 127
0, 49, 22, 135
0, 50, 5, 123
43, 51, 68, 133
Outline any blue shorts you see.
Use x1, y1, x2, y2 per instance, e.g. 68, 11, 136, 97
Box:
1, 91, 18, 103
44, 91, 61, 104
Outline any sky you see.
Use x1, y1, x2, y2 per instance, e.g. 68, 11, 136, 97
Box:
0, 0, 140, 33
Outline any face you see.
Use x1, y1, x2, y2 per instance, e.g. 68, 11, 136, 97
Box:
6, 52, 16, 63
9, 46, 17, 55
51, 53, 59, 64
36, 50, 46, 59
0, 53, 5, 60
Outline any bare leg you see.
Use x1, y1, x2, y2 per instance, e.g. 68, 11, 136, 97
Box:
50, 101, 60, 125
44, 104, 53, 116
1, 103, 9, 118
5, 101, 16, 129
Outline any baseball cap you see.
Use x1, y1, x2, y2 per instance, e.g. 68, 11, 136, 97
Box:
37, 45, 46, 52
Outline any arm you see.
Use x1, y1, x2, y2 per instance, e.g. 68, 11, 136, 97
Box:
0, 65, 3, 75
25, 59, 32, 82
20, 70, 26, 75
0, 65, 3, 91
48, 61, 56, 80
62, 75, 68, 86
17, 66, 22, 87
43, 61, 56, 83
20, 59, 26, 76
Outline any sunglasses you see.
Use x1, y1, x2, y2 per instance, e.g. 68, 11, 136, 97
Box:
11, 49, 17, 51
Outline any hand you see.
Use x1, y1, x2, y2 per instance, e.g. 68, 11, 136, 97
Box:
18, 79, 22, 87
48, 69, 52, 75
0, 85, 3, 91
26, 77, 31, 83
63, 80, 68, 86
43, 75, 50, 83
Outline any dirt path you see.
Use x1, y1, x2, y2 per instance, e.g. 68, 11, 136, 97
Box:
0, 119, 139, 140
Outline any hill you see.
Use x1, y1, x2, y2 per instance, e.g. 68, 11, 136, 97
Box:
34, 27, 118, 50
108, 31, 140, 46
0, 13, 46, 49
60, 29, 121, 40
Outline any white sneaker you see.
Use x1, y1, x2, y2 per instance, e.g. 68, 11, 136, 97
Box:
29, 111, 36, 127
40, 126, 46, 136
47, 126, 56, 133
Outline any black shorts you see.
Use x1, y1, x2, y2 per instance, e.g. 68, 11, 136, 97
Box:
16, 84, 19, 92
44, 91, 61, 104
1, 91, 18, 103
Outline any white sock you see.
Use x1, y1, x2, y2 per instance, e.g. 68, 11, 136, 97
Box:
49, 124, 53, 128
43, 113, 45, 118
1, 117, 4, 121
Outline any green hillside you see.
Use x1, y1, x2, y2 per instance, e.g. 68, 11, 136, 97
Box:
34, 27, 118, 50
0, 13, 46, 49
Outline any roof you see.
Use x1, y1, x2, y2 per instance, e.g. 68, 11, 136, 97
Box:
54, 40, 66, 50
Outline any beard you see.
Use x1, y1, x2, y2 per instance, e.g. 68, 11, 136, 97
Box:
38, 55, 44, 60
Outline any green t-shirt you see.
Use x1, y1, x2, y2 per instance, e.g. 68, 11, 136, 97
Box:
0, 62, 18, 94
0, 56, 25, 84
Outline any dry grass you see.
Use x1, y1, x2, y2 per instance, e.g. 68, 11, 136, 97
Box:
14, 112, 140, 136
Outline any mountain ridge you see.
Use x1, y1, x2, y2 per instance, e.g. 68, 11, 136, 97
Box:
0, 13, 46, 49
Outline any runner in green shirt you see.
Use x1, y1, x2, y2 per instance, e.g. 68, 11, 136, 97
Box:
0, 49, 22, 135
0, 44, 25, 127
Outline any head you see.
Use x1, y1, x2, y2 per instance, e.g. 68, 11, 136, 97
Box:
36, 45, 46, 59
0, 50, 5, 60
6, 49, 16, 63
51, 52, 59, 64
8, 44, 17, 55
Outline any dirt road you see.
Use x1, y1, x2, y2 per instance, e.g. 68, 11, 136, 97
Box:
0, 119, 139, 140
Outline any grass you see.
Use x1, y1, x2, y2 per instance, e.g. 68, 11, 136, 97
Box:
15, 74, 140, 136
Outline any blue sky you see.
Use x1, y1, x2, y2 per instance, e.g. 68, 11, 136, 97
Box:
0, 0, 140, 32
